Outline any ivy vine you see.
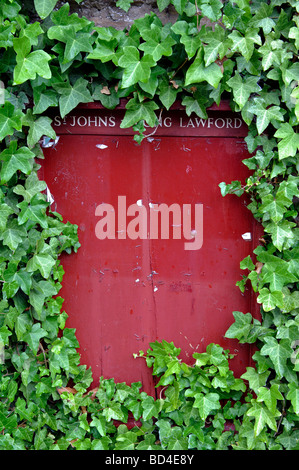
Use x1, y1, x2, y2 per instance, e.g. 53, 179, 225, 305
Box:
0, 0, 298, 450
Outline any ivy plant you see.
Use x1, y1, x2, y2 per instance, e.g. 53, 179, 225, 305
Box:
0, 0, 298, 450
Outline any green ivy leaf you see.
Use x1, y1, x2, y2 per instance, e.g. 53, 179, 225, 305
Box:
228, 28, 262, 62
0, 141, 35, 183
0, 102, 24, 142
286, 383, 299, 415
249, 3, 276, 35
142, 396, 163, 420
225, 311, 255, 342
54, 78, 93, 118
158, 81, 178, 110
139, 32, 175, 62
118, 46, 156, 88
120, 94, 159, 128
0, 219, 27, 251
116, 0, 134, 12
260, 337, 293, 379
198, 0, 223, 22
17, 193, 49, 229
26, 253, 56, 279
227, 73, 261, 109
182, 95, 208, 119
13, 36, 52, 84
274, 123, 299, 159
185, 48, 223, 88
34, 0, 58, 19
193, 392, 221, 420
201, 25, 228, 67
87, 38, 118, 63
48, 25, 94, 63
256, 384, 283, 415
264, 220, 296, 251
257, 287, 284, 311
33, 86, 59, 115
246, 402, 279, 437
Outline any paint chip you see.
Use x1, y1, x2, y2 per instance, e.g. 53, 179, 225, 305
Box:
242, 232, 252, 241
96, 144, 108, 149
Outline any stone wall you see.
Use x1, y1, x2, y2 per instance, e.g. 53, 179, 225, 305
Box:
69, 0, 178, 28
21, 0, 178, 29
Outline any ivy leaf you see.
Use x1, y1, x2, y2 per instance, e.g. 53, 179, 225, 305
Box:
260, 337, 293, 379
92, 86, 120, 109
34, 0, 58, 19
24, 110, 56, 148
158, 81, 178, 110
256, 384, 283, 415
274, 123, 299, 159
17, 193, 49, 229
139, 32, 175, 62
27, 253, 56, 279
289, 24, 299, 49
198, 0, 223, 22
246, 402, 278, 437
0, 203, 14, 231
90, 416, 107, 436
118, 46, 156, 88
225, 311, 255, 342
142, 396, 163, 420
261, 263, 298, 291
193, 392, 221, 420
14, 313, 31, 341
13, 172, 47, 203
264, 220, 296, 251
0, 218, 27, 251
120, 94, 159, 128
23, 323, 47, 355
228, 28, 261, 62
87, 38, 118, 63
181, 95, 208, 119
54, 78, 93, 118
157, 0, 171, 10
201, 25, 228, 67
13, 36, 52, 84
33, 86, 59, 115
248, 3, 276, 35
0, 325, 12, 347
257, 287, 284, 311
102, 402, 126, 422
48, 25, 94, 63
248, 98, 285, 134
0, 102, 24, 142
172, 0, 187, 15
227, 73, 261, 109
286, 383, 299, 415
0, 141, 35, 183
185, 48, 223, 88
116, 0, 134, 12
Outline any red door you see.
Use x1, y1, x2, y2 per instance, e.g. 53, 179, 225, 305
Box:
41, 104, 260, 395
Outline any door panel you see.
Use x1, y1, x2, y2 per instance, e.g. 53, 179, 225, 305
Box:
41, 116, 259, 395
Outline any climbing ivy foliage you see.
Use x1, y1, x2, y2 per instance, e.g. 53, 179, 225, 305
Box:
0, 0, 298, 450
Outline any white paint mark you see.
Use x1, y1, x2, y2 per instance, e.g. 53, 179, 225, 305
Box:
96, 144, 108, 149
46, 186, 54, 205
242, 232, 252, 241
